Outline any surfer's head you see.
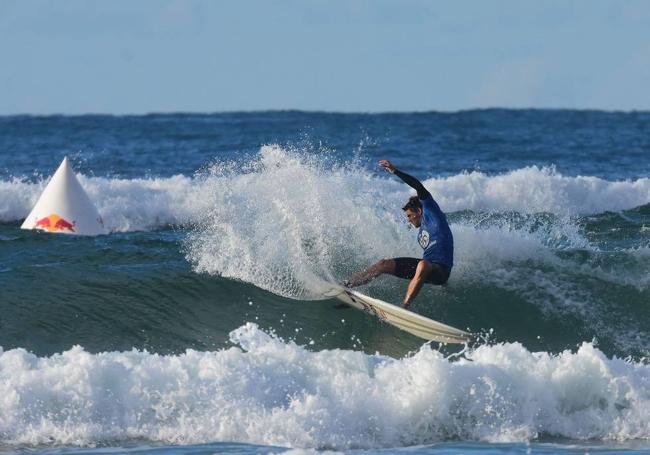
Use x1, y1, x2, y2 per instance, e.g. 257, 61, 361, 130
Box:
402, 196, 423, 227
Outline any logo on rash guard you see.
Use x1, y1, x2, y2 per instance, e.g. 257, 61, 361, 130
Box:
419, 230, 429, 248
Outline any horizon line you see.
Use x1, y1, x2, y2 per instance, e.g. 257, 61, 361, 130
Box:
2, 106, 650, 118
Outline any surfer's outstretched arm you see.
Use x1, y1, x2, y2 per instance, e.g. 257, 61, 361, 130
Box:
394, 170, 432, 200
379, 160, 432, 200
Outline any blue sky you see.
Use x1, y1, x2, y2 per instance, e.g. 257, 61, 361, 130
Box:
1, 0, 650, 114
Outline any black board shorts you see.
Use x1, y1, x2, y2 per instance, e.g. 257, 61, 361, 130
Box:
392, 257, 451, 285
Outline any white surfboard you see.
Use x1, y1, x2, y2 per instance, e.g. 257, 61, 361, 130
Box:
325, 285, 471, 343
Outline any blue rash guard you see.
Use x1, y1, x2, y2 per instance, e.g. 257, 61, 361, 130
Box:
394, 169, 454, 270
418, 195, 454, 269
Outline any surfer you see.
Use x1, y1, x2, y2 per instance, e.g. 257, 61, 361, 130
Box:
345, 160, 453, 309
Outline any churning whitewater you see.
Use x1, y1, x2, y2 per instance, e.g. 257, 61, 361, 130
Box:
1, 323, 650, 449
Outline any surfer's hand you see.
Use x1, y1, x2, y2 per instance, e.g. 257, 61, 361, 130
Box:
379, 160, 396, 174
400, 301, 410, 309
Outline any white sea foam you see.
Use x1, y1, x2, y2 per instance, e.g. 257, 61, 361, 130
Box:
0, 323, 649, 449
426, 166, 650, 215
2, 146, 649, 232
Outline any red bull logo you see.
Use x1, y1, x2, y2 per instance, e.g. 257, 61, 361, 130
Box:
33, 214, 76, 233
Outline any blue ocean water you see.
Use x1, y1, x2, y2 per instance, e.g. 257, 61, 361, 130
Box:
1, 110, 650, 454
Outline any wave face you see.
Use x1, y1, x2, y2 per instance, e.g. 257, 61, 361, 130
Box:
2, 146, 650, 359
1, 324, 649, 449
178, 147, 650, 356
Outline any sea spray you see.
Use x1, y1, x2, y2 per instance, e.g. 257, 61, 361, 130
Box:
185, 145, 412, 299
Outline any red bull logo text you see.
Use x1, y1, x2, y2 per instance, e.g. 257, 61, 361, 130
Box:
33, 214, 76, 233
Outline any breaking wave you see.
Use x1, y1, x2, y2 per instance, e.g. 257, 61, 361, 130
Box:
3, 147, 650, 355
1, 146, 649, 232
1, 323, 649, 449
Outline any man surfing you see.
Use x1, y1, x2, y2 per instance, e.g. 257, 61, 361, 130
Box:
345, 160, 454, 309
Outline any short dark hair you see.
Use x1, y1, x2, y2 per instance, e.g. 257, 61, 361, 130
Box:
402, 196, 421, 212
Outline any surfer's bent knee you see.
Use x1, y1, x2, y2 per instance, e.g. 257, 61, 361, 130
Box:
377, 258, 396, 274
415, 259, 433, 279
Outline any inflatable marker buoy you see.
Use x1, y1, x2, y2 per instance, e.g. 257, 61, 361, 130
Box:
21, 157, 106, 236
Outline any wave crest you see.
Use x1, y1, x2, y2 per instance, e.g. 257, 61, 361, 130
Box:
2, 148, 649, 232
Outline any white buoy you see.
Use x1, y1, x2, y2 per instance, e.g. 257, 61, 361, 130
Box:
21, 157, 106, 236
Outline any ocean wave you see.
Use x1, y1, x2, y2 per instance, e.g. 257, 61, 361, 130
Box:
2, 147, 649, 233
426, 166, 650, 215
1, 323, 649, 449
4, 147, 649, 355
183, 147, 649, 314
174, 148, 648, 358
